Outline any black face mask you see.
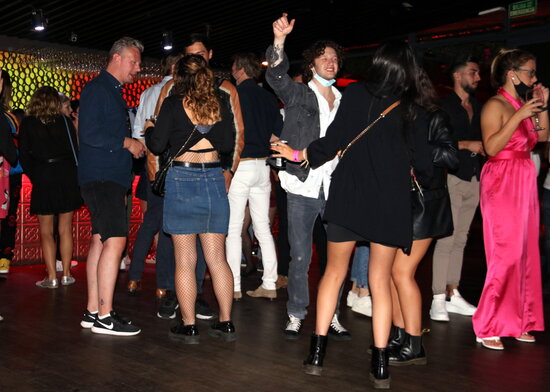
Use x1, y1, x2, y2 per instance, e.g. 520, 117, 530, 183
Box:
513, 75, 531, 99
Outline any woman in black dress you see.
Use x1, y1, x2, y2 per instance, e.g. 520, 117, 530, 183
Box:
19, 86, 82, 289
273, 42, 441, 389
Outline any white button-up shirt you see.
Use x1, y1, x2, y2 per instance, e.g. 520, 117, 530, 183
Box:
279, 81, 341, 199
132, 76, 172, 138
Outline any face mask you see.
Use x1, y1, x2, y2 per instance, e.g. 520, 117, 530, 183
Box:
313, 72, 336, 87
513, 73, 531, 99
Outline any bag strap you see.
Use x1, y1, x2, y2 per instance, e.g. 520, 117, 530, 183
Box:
162, 125, 197, 169
339, 100, 400, 158
62, 116, 78, 166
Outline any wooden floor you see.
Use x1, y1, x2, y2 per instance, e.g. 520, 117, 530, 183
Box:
0, 214, 549, 392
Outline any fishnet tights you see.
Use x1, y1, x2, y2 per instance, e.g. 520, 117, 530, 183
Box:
172, 233, 233, 325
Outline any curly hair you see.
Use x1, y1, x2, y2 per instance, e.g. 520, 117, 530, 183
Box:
490, 48, 536, 89
1, 70, 13, 112
302, 40, 344, 83
172, 55, 221, 125
26, 86, 62, 124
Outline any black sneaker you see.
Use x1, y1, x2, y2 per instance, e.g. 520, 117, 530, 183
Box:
208, 321, 236, 342
157, 292, 179, 320
80, 310, 97, 329
169, 322, 200, 344
196, 296, 217, 320
91, 311, 141, 336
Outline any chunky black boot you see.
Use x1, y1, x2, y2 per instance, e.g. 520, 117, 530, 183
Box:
303, 334, 328, 376
370, 347, 391, 389
389, 333, 427, 366
368, 325, 406, 354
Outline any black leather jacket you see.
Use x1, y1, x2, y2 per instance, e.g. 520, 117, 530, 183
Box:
412, 108, 459, 191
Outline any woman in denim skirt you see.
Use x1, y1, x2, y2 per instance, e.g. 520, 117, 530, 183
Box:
146, 55, 237, 343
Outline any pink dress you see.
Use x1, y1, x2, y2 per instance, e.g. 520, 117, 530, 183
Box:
473, 89, 545, 338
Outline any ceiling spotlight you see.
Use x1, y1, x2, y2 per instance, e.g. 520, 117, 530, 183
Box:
70, 32, 78, 42
31, 9, 47, 32
162, 32, 173, 51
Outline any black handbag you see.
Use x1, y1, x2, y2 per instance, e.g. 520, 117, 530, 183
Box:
410, 183, 453, 241
151, 125, 197, 196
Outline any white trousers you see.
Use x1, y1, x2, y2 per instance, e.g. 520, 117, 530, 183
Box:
226, 160, 278, 291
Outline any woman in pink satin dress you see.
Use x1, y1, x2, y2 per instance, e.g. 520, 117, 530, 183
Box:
474, 49, 548, 350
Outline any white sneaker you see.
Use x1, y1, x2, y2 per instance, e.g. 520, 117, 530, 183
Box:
55, 260, 78, 272
346, 290, 358, 307
351, 295, 372, 317
430, 294, 449, 322
446, 289, 477, 316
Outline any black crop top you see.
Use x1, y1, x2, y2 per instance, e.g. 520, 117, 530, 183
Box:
145, 94, 236, 168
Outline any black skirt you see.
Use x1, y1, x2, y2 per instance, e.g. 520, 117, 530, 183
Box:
30, 160, 83, 215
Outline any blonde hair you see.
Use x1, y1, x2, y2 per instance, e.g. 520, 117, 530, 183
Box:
490, 48, 535, 88
26, 86, 61, 123
173, 55, 221, 125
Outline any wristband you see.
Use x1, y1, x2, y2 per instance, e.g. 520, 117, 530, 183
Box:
293, 150, 300, 162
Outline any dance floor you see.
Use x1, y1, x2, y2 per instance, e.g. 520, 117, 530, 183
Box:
0, 215, 548, 392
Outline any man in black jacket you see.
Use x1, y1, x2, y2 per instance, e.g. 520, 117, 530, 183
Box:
430, 55, 484, 322
266, 13, 349, 340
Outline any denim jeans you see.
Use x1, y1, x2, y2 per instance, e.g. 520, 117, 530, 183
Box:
351, 243, 370, 288
129, 181, 175, 291
286, 190, 326, 319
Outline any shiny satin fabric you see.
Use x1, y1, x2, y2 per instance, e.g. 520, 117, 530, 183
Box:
473, 89, 545, 338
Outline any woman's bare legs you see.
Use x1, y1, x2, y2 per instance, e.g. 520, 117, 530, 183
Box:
391, 239, 432, 336
58, 211, 75, 277
38, 215, 56, 280
314, 241, 356, 335
369, 243, 398, 348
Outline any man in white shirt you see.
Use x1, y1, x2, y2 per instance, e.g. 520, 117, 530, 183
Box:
266, 13, 349, 341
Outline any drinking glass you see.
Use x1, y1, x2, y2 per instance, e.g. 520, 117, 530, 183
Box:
526, 87, 545, 131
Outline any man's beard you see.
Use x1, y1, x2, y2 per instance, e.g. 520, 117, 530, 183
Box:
463, 83, 477, 95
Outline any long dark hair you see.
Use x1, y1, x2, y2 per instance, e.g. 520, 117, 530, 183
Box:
367, 42, 433, 121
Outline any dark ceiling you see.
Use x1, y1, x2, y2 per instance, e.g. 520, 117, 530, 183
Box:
1, 0, 508, 67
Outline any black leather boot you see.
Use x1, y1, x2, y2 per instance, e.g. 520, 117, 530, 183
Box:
368, 325, 406, 354
303, 334, 328, 376
389, 333, 427, 366
370, 347, 391, 389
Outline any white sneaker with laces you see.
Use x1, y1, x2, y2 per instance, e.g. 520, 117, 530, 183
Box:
284, 314, 302, 340
430, 294, 449, 322
351, 295, 372, 317
446, 289, 477, 316
346, 290, 358, 307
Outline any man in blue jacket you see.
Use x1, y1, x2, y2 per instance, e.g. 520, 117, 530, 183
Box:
78, 37, 146, 336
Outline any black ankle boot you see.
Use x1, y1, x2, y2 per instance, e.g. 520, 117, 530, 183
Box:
388, 326, 406, 350
368, 325, 406, 354
303, 334, 328, 376
389, 333, 427, 366
370, 347, 390, 389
